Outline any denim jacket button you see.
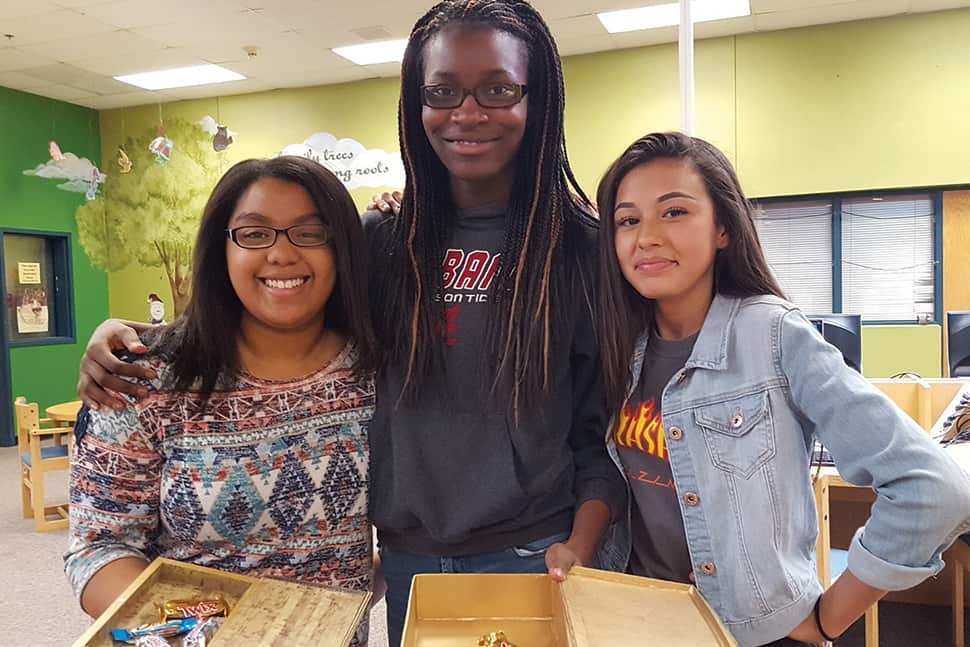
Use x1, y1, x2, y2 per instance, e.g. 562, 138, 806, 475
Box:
684, 492, 700, 506
700, 561, 717, 575
669, 426, 683, 440
676, 371, 687, 384
731, 413, 744, 428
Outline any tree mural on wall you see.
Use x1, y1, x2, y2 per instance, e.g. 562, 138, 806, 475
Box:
75, 118, 221, 318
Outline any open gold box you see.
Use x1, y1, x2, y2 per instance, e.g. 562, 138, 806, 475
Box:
74, 558, 371, 647
401, 566, 737, 646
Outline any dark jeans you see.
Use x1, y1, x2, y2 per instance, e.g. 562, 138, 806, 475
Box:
762, 640, 816, 647
379, 531, 569, 647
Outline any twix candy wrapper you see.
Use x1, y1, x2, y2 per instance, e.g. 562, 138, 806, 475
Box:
157, 593, 230, 622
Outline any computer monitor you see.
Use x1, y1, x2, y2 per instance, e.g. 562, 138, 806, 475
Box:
807, 314, 862, 372
947, 311, 970, 377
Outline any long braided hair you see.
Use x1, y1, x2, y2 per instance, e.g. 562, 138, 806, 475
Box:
372, 0, 594, 410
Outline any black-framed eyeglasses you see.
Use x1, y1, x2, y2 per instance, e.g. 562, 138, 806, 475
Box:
226, 224, 331, 249
420, 83, 528, 109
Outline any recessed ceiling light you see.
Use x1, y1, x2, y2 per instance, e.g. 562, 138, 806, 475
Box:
598, 0, 751, 34
114, 64, 245, 91
332, 39, 408, 66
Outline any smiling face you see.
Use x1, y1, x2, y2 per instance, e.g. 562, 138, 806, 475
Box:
613, 158, 728, 308
421, 26, 528, 204
226, 177, 336, 335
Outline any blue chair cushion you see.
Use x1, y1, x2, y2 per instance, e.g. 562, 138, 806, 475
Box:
21, 444, 69, 467
830, 548, 850, 580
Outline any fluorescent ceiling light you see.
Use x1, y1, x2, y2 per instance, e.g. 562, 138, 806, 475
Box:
598, 0, 750, 34
332, 39, 408, 66
114, 64, 245, 90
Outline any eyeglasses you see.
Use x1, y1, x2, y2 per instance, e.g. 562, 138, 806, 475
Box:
226, 224, 331, 249
420, 83, 528, 109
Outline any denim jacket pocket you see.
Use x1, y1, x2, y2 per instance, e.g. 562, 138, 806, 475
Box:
694, 391, 775, 478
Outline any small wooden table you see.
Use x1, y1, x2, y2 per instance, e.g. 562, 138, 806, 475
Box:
45, 400, 82, 425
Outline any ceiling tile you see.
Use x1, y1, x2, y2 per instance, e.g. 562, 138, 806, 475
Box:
73, 89, 176, 110
908, 0, 970, 9
75, 0, 180, 29
0, 0, 62, 20
17, 28, 168, 62
0, 47, 59, 73
549, 14, 609, 39
31, 82, 98, 101
0, 8, 115, 45
0, 70, 57, 89
750, 0, 849, 12
73, 47, 206, 76
754, 0, 910, 31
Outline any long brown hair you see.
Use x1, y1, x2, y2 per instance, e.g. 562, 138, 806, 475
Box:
596, 132, 784, 411
153, 156, 379, 395
371, 0, 594, 409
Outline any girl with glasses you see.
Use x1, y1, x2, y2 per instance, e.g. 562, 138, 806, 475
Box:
74, 2, 622, 644
65, 157, 379, 645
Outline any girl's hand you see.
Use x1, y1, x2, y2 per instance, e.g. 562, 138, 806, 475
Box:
787, 611, 826, 645
368, 191, 403, 216
546, 541, 588, 582
78, 319, 156, 411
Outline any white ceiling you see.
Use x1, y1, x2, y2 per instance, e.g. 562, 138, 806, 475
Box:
0, 0, 967, 110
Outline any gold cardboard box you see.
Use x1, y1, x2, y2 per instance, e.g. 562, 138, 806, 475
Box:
74, 558, 371, 647
401, 566, 737, 646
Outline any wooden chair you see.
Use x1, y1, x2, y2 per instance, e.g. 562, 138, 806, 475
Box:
15, 396, 73, 531
954, 535, 970, 647
814, 474, 879, 647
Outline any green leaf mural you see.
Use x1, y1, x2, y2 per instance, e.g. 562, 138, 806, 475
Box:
75, 118, 222, 318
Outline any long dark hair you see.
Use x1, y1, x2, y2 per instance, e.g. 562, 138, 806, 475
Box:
154, 156, 379, 395
372, 0, 594, 409
596, 132, 784, 411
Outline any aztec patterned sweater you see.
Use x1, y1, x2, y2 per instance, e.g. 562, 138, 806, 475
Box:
65, 340, 374, 643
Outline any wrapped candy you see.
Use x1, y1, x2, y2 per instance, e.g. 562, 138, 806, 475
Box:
132, 636, 172, 647
478, 631, 517, 647
183, 616, 225, 647
157, 594, 230, 622
111, 617, 198, 643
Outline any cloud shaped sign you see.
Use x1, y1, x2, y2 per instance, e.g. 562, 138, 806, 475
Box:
281, 133, 405, 190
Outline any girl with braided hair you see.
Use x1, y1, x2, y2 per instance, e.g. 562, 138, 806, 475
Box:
74, 1, 623, 642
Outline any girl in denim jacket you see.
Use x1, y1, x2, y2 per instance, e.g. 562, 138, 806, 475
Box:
591, 132, 970, 647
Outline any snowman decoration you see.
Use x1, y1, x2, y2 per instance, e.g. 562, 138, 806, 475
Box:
148, 293, 167, 325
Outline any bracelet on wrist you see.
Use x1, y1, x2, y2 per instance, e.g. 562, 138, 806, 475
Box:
813, 594, 839, 643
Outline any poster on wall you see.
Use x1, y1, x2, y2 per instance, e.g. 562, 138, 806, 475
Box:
18, 262, 41, 284
16, 286, 49, 334
281, 133, 405, 190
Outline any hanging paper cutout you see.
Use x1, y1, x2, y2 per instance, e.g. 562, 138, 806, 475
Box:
213, 126, 233, 152
117, 147, 132, 174
149, 128, 174, 163
197, 115, 235, 152
23, 150, 106, 200
49, 141, 65, 161
147, 293, 167, 325
85, 167, 105, 201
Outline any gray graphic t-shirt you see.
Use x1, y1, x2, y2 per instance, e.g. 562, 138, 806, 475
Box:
614, 332, 697, 583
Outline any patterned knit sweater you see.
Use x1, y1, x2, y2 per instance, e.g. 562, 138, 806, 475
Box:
65, 341, 374, 644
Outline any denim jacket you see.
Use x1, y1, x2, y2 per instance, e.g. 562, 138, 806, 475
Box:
597, 293, 970, 647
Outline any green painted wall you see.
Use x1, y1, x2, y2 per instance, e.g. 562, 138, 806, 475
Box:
95, 8, 970, 376
0, 86, 109, 438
